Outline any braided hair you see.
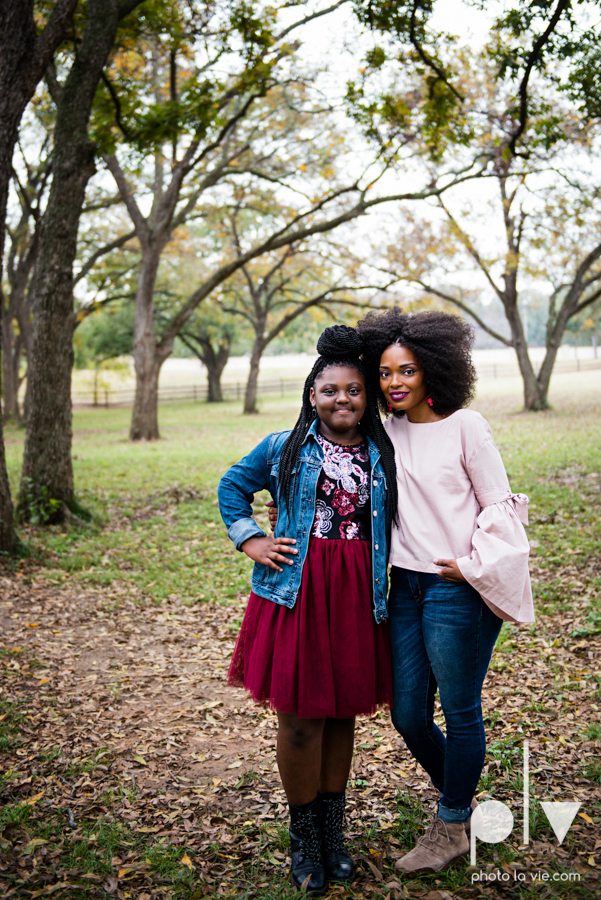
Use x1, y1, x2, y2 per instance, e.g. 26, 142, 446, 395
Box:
278, 324, 399, 525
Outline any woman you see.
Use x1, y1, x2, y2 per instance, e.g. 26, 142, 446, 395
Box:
356, 308, 533, 875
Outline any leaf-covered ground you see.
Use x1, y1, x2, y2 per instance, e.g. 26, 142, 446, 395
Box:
1, 380, 600, 899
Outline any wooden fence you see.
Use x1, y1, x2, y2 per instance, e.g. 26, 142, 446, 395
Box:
72, 378, 306, 408
72, 356, 601, 408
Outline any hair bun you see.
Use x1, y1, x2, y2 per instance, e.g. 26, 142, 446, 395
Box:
316, 325, 363, 359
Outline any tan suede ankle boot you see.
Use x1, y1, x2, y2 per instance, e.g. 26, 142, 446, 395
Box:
394, 815, 469, 875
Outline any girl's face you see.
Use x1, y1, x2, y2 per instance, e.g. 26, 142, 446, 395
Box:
310, 365, 366, 442
379, 344, 433, 422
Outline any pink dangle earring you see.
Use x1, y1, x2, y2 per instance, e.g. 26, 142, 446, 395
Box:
387, 402, 393, 411
427, 397, 434, 407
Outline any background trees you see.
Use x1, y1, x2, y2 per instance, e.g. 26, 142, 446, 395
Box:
1, 0, 601, 548
0, 0, 78, 550
372, 60, 601, 409
99, 4, 478, 439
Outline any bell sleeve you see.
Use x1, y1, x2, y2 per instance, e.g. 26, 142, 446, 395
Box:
456, 437, 534, 624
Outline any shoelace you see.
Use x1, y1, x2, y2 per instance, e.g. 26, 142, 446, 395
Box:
294, 810, 322, 863
322, 797, 346, 853
417, 817, 451, 849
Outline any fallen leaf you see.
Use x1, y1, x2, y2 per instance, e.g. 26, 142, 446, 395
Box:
363, 857, 384, 881
181, 853, 194, 870
103, 875, 118, 894
24, 838, 49, 852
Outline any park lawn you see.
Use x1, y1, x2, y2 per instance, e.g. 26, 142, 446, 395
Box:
0, 371, 600, 899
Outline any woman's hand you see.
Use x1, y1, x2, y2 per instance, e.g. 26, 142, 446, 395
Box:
434, 558, 466, 582
265, 500, 278, 532
242, 535, 297, 572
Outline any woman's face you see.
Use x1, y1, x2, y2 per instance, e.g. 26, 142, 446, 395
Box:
379, 344, 430, 419
310, 365, 366, 439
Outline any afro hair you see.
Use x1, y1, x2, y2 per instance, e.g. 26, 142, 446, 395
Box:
356, 307, 477, 417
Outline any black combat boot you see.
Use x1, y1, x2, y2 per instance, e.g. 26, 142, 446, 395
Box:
288, 796, 328, 895
319, 791, 356, 883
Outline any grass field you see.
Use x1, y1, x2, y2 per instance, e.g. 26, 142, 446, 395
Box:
4, 370, 601, 608
0, 369, 600, 899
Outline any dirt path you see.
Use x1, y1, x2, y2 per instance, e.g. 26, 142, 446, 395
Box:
1, 567, 600, 899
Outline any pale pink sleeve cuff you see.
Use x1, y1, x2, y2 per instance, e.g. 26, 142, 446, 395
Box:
456, 494, 534, 624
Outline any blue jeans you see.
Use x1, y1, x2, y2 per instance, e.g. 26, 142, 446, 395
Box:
388, 568, 502, 823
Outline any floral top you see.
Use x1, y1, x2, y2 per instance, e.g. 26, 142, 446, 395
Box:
311, 434, 371, 541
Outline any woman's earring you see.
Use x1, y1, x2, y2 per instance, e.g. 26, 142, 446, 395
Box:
311, 407, 317, 418
387, 402, 393, 411
427, 397, 434, 407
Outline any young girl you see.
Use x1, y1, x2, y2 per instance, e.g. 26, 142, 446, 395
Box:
356, 308, 534, 875
218, 325, 397, 895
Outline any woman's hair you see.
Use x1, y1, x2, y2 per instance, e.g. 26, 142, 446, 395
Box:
278, 324, 398, 524
356, 307, 477, 417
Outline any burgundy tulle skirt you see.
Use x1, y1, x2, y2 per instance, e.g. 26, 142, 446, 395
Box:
228, 538, 393, 718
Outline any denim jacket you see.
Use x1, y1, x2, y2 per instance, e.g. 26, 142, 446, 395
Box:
218, 419, 390, 623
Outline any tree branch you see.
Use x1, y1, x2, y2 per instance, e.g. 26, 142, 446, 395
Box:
573, 287, 601, 316
275, 1, 348, 41
409, 0, 463, 103
438, 197, 505, 302
157, 159, 491, 350
508, 0, 571, 157
414, 281, 513, 346
74, 230, 137, 285
103, 155, 149, 245
34, 0, 78, 72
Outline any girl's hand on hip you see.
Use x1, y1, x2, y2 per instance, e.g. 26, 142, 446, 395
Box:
433, 558, 466, 582
265, 500, 278, 532
242, 535, 297, 572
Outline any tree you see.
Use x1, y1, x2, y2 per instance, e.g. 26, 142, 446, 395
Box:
179, 302, 239, 403
17, 0, 145, 523
100, 3, 490, 439
377, 100, 601, 409
0, 0, 77, 550
99, 1, 357, 438
352, 0, 601, 161
2, 141, 51, 423
212, 201, 386, 413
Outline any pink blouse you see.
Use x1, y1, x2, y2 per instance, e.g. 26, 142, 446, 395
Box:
385, 408, 534, 624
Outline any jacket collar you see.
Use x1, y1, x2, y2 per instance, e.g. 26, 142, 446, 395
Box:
304, 417, 380, 462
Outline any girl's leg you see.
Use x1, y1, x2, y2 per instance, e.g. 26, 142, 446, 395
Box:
420, 580, 503, 822
276, 712, 325, 804
319, 717, 356, 884
277, 713, 328, 894
388, 568, 446, 791
319, 717, 355, 792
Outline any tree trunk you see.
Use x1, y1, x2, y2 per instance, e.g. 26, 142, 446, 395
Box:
18, 299, 33, 421
130, 250, 166, 440
504, 286, 550, 411
206, 343, 230, 402
244, 335, 266, 414
19, 0, 129, 519
0, 313, 15, 550
0, 0, 77, 548
1, 306, 20, 422
130, 355, 162, 440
